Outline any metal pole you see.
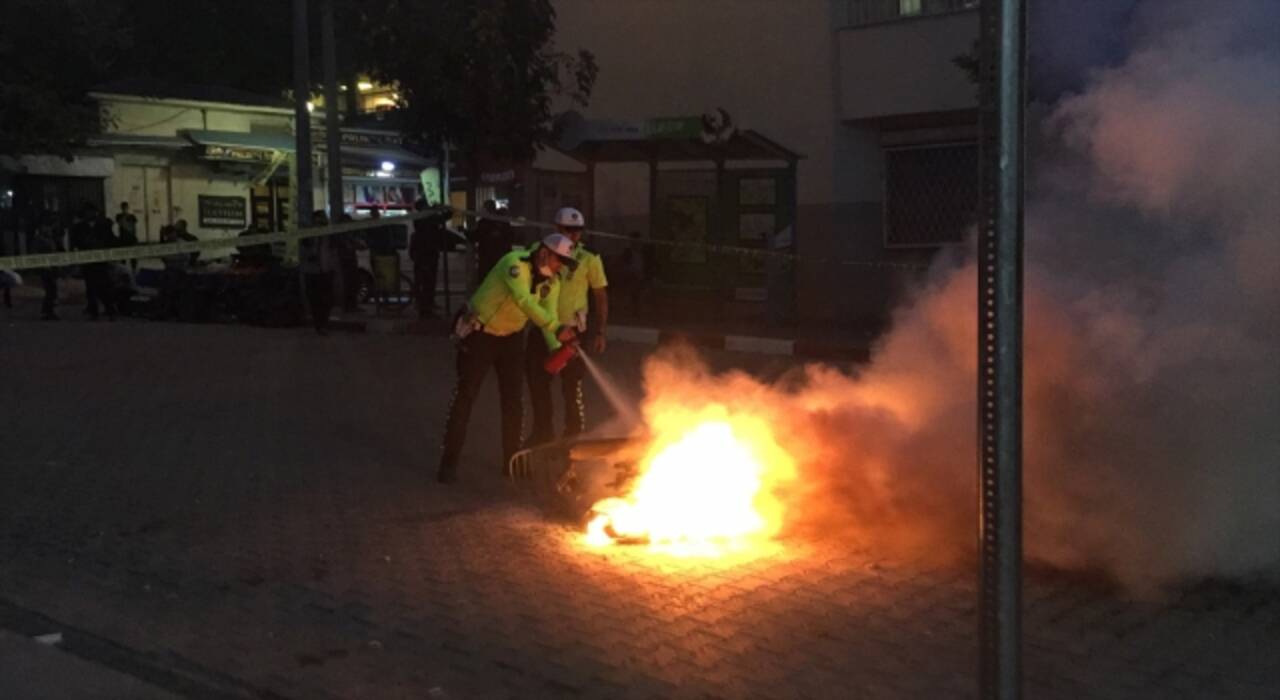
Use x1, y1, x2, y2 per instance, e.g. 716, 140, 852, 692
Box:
977, 0, 1025, 698
441, 141, 452, 316
292, 0, 314, 230
320, 0, 343, 220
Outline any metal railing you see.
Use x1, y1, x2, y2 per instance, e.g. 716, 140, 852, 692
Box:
845, 0, 979, 27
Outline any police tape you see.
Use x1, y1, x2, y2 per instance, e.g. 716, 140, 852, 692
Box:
1, 205, 929, 273
456, 207, 931, 272
0, 213, 430, 272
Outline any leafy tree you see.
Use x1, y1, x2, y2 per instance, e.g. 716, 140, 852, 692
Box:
352, 0, 597, 162
111, 0, 293, 95
0, 0, 129, 157
2, 0, 594, 164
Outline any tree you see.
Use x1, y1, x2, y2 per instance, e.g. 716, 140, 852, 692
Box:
112, 0, 294, 95
0, 0, 129, 157
352, 0, 597, 162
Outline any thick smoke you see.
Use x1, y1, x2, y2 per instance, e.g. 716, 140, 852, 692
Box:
637, 0, 1279, 589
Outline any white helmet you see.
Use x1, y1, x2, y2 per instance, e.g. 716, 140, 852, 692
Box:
541, 233, 579, 270
553, 207, 586, 229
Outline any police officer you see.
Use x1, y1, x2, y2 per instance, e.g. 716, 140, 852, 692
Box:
437, 233, 579, 484
525, 207, 608, 446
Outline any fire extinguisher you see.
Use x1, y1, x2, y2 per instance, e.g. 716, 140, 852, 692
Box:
544, 342, 579, 374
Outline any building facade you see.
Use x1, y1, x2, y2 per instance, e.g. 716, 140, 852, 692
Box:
553, 0, 979, 328
2, 81, 433, 258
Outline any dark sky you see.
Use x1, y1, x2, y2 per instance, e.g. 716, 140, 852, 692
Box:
1030, 0, 1139, 100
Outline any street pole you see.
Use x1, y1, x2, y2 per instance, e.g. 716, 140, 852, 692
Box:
441, 140, 452, 315
292, 0, 314, 231
977, 0, 1026, 698
320, 0, 343, 220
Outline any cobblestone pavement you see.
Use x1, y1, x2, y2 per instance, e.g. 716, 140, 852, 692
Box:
1, 316, 1277, 699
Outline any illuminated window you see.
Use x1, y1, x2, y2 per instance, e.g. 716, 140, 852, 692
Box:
900, 0, 922, 15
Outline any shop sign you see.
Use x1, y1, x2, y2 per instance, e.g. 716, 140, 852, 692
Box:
203, 144, 275, 163
419, 167, 443, 206
343, 131, 401, 147
480, 169, 516, 184
198, 195, 247, 228
645, 117, 703, 140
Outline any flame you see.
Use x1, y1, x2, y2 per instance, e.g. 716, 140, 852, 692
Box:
584, 405, 795, 555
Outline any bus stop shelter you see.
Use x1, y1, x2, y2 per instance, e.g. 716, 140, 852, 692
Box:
557, 114, 802, 325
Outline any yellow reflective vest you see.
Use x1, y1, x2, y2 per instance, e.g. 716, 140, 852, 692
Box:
469, 249, 561, 349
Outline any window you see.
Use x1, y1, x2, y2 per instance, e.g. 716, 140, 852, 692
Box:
883, 143, 977, 247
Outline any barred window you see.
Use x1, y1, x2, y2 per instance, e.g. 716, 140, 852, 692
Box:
883, 142, 977, 247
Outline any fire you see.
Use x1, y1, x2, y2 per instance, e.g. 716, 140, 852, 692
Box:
584, 405, 795, 554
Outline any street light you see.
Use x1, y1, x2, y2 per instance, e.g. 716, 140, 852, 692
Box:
380, 161, 395, 172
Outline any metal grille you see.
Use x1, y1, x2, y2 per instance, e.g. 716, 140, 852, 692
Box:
884, 143, 978, 247
977, 0, 1025, 698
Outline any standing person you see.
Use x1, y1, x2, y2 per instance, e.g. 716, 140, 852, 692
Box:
301, 210, 335, 335
410, 199, 446, 319
436, 233, 579, 484
472, 200, 514, 280
525, 207, 609, 446
173, 218, 200, 267
115, 202, 139, 271
335, 213, 362, 311
31, 217, 62, 320
70, 204, 115, 321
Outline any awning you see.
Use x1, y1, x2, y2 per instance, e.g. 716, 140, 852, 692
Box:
564, 129, 803, 164
338, 144, 435, 169
183, 129, 293, 163
86, 134, 190, 149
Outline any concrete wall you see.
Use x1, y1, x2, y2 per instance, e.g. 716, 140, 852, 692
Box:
837, 11, 978, 120
102, 99, 293, 137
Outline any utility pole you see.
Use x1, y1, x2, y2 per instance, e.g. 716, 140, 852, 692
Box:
292, 0, 314, 231
320, 0, 343, 220
977, 0, 1026, 698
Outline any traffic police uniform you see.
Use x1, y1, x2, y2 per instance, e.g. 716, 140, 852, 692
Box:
525, 240, 607, 444
438, 248, 563, 482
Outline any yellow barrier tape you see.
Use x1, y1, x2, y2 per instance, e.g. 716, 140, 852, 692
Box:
2, 206, 928, 273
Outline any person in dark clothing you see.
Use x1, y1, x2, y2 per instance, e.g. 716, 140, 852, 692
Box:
173, 218, 200, 267
115, 202, 139, 271
301, 210, 335, 334
410, 199, 447, 319
32, 219, 62, 320
70, 205, 116, 321
335, 213, 362, 311
472, 200, 514, 280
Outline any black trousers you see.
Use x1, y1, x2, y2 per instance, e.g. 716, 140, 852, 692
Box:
525, 333, 586, 446
83, 263, 116, 319
414, 253, 439, 318
439, 331, 525, 475
339, 253, 359, 310
305, 271, 334, 331
40, 271, 57, 317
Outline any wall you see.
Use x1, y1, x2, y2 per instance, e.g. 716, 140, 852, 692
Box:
837, 11, 979, 120
102, 99, 293, 137
554, 0, 840, 208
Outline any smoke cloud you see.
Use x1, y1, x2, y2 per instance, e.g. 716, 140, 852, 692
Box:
636, 0, 1280, 590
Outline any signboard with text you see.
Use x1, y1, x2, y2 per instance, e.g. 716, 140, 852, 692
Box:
198, 195, 248, 228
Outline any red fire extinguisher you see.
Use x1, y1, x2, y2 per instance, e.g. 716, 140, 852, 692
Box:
544, 342, 579, 374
